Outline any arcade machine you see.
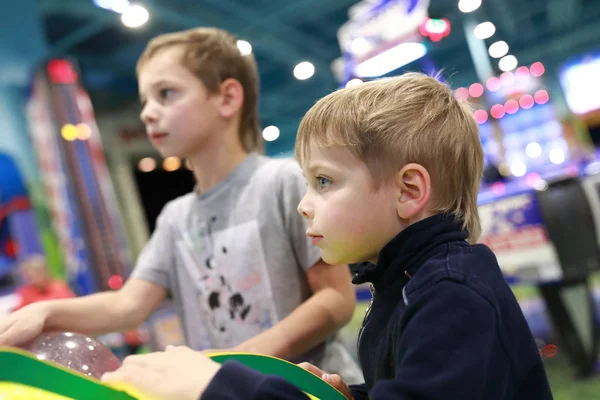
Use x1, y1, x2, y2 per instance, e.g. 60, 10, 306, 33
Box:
26, 58, 131, 296
335, 0, 431, 86
475, 62, 600, 377
26, 58, 146, 357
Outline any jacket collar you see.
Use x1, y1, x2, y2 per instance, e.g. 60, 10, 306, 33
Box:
352, 213, 468, 291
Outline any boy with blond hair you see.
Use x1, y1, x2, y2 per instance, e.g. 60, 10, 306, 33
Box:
103, 73, 553, 400
0, 27, 363, 383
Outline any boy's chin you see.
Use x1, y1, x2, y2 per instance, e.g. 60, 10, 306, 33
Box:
321, 250, 364, 266
156, 148, 188, 159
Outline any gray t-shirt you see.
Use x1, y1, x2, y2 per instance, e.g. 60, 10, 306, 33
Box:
133, 153, 363, 383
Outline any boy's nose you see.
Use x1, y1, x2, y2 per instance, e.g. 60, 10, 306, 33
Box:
297, 195, 313, 220
140, 103, 158, 124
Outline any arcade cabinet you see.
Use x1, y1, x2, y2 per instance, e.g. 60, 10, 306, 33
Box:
26, 58, 131, 296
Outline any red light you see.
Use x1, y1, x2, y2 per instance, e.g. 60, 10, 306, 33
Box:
486, 77, 501, 92
490, 104, 506, 119
492, 182, 506, 195
474, 109, 488, 124
515, 66, 530, 79
47, 59, 78, 84
534, 90, 549, 105
500, 72, 515, 86
469, 83, 484, 98
420, 18, 451, 42
108, 275, 124, 290
519, 94, 534, 109
541, 344, 558, 358
530, 62, 545, 77
455, 87, 469, 100
505, 99, 519, 114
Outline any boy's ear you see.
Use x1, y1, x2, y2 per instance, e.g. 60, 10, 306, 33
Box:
217, 78, 244, 118
394, 163, 431, 220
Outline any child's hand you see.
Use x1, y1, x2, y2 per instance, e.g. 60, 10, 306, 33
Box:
298, 362, 354, 400
102, 345, 220, 400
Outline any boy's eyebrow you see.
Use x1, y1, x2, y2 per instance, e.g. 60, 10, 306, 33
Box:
307, 162, 339, 175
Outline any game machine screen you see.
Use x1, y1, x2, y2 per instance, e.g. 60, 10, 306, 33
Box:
560, 54, 600, 150
26, 58, 131, 296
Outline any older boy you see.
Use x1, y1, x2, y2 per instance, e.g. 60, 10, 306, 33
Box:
0, 27, 361, 383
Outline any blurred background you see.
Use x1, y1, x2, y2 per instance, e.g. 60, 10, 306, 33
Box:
2, 0, 600, 398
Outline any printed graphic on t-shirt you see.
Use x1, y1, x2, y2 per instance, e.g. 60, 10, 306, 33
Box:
177, 218, 277, 348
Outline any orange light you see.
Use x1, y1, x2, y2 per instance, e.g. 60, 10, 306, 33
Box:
163, 157, 182, 172
77, 123, 91, 140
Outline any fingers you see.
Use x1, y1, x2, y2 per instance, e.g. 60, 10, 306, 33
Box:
322, 374, 353, 400
0, 320, 19, 346
103, 363, 145, 384
322, 373, 342, 386
298, 362, 326, 378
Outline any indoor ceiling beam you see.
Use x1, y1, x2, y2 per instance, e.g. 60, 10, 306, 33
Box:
240, 0, 356, 35
204, 0, 334, 60
49, 19, 114, 57
141, 1, 333, 77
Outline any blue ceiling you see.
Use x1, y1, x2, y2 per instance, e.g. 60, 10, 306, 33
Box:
36, 0, 600, 155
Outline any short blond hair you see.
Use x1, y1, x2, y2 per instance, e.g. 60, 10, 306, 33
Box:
137, 27, 262, 153
295, 73, 483, 243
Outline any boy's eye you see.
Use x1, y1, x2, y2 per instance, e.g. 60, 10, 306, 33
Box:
159, 88, 174, 99
317, 176, 332, 189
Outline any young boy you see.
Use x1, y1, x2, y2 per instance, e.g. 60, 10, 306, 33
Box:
13, 255, 74, 311
0, 27, 362, 383
103, 73, 554, 400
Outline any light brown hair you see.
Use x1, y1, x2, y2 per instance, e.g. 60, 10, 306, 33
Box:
295, 72, 484, 242
137, 27, 262, 153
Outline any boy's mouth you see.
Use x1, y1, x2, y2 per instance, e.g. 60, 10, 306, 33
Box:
149, 132, 169, 141
307, 232, 323, 245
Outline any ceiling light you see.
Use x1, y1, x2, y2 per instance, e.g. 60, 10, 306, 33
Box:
262, 125, 280, 141
488, 41, 509, 58
473, 22, 495, 39
293, 62, 315, 80
499, 55, 518, 72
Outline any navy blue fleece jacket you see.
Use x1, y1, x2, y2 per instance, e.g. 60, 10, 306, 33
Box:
201, 214, 553, 399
